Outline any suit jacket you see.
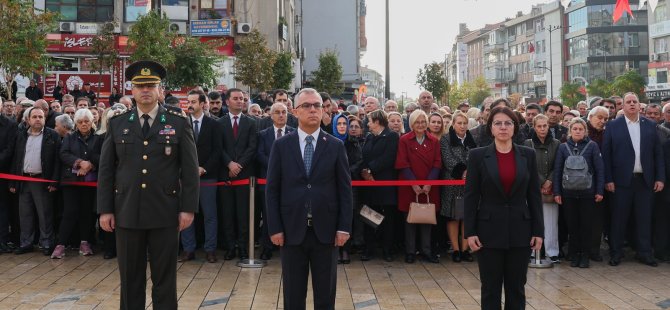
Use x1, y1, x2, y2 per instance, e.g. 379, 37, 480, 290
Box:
265, 130, 353, 245
10, 127, 61, 189
257, 125, 295, 178
96, 106, 200, 229
464, 144, 544, 249
189, 115, 223, 179
602, 115, 665, 188
218, 113, 258, 180
257, 114, 298, 131
0, 115, 17, 172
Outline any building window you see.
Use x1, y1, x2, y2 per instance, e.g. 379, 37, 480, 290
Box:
655, 38, 668, 53
125, 0, 151, 22
161, 0, 188, 20
568, 7, 587, 32
656, 4, 667, 22
199, 0, 229, 19
47, 0, 113, 22
658, 70, 668, 84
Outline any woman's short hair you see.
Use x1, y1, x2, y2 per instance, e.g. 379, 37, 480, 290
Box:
367, 109, 388, 127
347, 115, 362, 126
567, 117, 588, 137
532, 114, 549, 127
486, 106, 519, 138
451, 111, 469, 124
408, 109, 428, 130
387, 112, 405, 134
466, 107, 480, 119
73, 108, 96, 129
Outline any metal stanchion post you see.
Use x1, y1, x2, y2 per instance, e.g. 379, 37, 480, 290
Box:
237, 177, 266, 268
528, 248, 553, 268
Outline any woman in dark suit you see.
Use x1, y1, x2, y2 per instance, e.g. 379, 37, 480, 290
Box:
360, 109, 399, 262
464, 106, 544, 310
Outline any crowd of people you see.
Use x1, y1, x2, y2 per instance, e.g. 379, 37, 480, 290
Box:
0, 85, 669, 272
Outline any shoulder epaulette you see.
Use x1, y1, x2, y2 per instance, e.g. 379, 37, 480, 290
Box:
168, 109, 188, 118
110, 109, 130, 119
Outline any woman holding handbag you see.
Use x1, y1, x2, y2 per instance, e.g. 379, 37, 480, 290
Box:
464, 106, 543, 309
440, 111, 477, 263
523, 114, 561, 263
395, 109, 442, 264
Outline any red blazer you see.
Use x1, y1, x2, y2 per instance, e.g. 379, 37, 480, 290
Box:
395, 131, 442, 212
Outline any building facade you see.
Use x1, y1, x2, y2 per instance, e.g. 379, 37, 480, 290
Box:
647, 0, 670, 101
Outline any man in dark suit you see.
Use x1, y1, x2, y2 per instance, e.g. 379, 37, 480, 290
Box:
603, 92, 665, 267
97, 61, 200, 309
179, 90, 223, 263
0, 112, 17, 253
257, 89, 298, 131
9, 107, 61, 255
34, 99, 60, 129
256, 102, 294, 260
218, 88, 258, 260
266, 87, 353, 310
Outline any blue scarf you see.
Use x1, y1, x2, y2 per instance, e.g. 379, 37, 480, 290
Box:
332, 113, 349, 142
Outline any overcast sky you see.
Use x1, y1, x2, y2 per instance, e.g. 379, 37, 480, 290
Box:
360, 0, 552, 99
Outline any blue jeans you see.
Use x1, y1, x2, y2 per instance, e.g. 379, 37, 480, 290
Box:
180, 179, 218, 252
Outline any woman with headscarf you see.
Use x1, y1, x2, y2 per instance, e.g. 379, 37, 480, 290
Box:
333, 113, 363, 264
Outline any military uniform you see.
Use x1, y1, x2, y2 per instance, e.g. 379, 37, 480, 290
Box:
97, 61, 199, 310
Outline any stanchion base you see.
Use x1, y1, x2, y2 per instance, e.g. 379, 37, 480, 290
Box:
237, 259, 266, 268
528, 259, 554, 268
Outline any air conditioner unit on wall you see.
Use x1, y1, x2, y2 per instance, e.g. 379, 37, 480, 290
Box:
237, 23, 252, 34
652, 53, 660, 62
169, 22, 187, 35
59, 22, 75, 33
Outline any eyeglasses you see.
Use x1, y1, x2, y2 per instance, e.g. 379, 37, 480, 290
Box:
492, 120, 514, 128
272, 110, 288, 115
349, 125, 361, 129
298, 102, 322, 110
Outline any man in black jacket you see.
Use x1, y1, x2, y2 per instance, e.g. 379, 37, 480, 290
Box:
0, 113, 17, 252
25, 80, 44, 101
9, 107, 61, 255
34, 99, 60, 129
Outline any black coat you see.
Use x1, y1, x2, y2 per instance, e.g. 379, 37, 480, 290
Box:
257, 114, 298, 131
345, 136, 363, 180
45, 110, 60, 129
218, 113, 258, 180
189, 115, 223, 179
0, 115, 17, 172
360, 127, 399, 206
59, 130, 101, 183
10, 127, 61, 189
464, 144, 544, 249
257, 125, 295, 178
25, 86, 43, 101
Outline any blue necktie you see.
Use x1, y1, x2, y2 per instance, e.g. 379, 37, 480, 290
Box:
304, 135, 314, 176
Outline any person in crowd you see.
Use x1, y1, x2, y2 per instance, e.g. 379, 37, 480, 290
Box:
361, 96, 380, 134
403, 102, 418, 133
208, 91, 226, 118
69, 84, 83, 99
440, 111, 477, 262
2, 100, 16, 118
218, 88, 258, 261
348, 116, 364, 140
0, 108, 17, 253
34, 99, 59, 129
108, 86, 122, 104
61, 94, 75, 108
117, 96, 132, 111
577, 101, 589, 117
265, 88, 352, 310
80, 83, 97, 104
255, 91, 272, 109
384, 100, 398, 113
457, 102, 470, 113
523, 114, 561, 263
465, 107, 481, 127
662, 103, 670, 129
346, 104, 359, 117
53, 80, 66, 103
332, 113, 363, 264
428, 112, 445, 141
248, 103, 263, 118
51, 109, 100, 259
544, 100, 568, 142
603, 92, 665, 267
472, 98, 522, 146
97, 61, 199, 309
654, 135, 670, 261
88, 106, 100, 129
387, 111, 405, 135
179, 90, 223, 263
586, 106, 609, 261
258, 89, 298, 130
430, 103, 439, 114
599, 98, 617, 121
520, 103, 542, 140
464, 106, 543, 309
50, 101, 62, 113
16, 100, 34, 130
610, 95, 623, 112
395, 109, 441, 264
553, 118, 604, 268
62, 105, 76, 120
442, 112, 453, 131
3, 75, 18, 101
257, 102, 295, 261
417, 91, 434, 115
360, 109, 399, 262
347, 115, 366, 249
54, 114, 74, 138
9, 107, 61, 255
562, 110, 579, 128
25, 80, 44, 101
76, 97, 91, 110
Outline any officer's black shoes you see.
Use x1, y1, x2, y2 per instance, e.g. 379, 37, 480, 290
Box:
103, 251, 117, 259
636, 255, 658, 267
579, 256, 590, 268
423, 254, 439, 264
405, 253, 415, 264
14, 246, 33, 255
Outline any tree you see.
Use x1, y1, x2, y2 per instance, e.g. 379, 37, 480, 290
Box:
416, 62, 449, 105
128, 10, 176, 67
587, 78, 612, 98
0, 0, 59, 99
311, 49, 343, 96
468, 77, 491, 107
234, 29, 277, 92
165, 37, 226, 89
559, 81, 586, 108
272, 51, 295, 91
610, 70, 646, 101
89, 21, 119, 98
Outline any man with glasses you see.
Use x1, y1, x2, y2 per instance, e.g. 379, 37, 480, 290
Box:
218, 88, 258, 261
257, 102, 295, 260
2, 100, 15, 118
258, 89, 298, 130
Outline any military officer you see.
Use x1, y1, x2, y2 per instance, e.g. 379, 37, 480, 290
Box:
97, 60, 199, 310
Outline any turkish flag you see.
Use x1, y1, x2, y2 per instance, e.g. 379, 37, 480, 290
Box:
614, 0, 632, 23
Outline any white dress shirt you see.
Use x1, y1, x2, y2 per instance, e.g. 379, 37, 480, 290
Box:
229, 112, 242, 127
191, 113, 204, 136
273, 125, 287, 139
137, 104, 159, 127
625, 114, 643, 173
297, 127, 320, 159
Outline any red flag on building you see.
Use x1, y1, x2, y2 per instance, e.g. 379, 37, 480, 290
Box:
613, 0, 632, 23
529, 42, 535, 53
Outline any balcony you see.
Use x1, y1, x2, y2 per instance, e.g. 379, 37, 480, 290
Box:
484, 43, 505, 54
504, 72, 517, 82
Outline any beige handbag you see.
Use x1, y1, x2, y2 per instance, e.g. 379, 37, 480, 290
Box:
407, 193, 437, 225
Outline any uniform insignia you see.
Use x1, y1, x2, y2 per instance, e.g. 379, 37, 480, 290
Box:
122, 129, 129, 135
141, 68, 151, 76
159, 125, 176, 135
165, 145, 172, 156
128, 113, 135, 122
160, 114, 166, 123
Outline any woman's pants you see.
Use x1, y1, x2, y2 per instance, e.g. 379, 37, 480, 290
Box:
403, 212, 432, 255
58, 187, 96, 245
477, 247, 530, 310
363, 205, 395, 254
543, 203, 559, 257
564, 196, 595, 256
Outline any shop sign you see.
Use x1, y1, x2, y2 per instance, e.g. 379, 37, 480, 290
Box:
190, 19, 232, 36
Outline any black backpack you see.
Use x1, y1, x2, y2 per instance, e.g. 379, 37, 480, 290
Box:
561, 141, 594, 191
